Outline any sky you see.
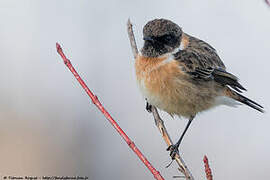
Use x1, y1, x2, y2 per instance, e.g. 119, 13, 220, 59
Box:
0, 0, 269, 179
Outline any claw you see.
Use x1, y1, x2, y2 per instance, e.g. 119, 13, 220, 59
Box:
167, 144, 179, 160
165, 159, 174, 168
146, 102, 152, 113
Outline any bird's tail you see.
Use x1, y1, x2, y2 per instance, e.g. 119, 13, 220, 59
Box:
224, 87, 264, 113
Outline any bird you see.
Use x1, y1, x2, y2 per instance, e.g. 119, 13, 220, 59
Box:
134, 18, 264, 159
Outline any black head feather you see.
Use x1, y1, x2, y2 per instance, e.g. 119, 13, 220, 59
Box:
142, 19, 182, 57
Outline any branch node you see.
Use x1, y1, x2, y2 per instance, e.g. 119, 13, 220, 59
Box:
178, 167, 185, 174
56, 42, 62, 53
92, 95, 99, 103
56, 43, 71, 65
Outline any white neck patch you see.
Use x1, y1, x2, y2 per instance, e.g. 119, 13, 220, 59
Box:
162, 37, 186, 64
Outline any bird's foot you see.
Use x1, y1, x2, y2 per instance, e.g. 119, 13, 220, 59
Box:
165, 144, 180, 168
167, 144, 179, 160
146, 102, 152, 113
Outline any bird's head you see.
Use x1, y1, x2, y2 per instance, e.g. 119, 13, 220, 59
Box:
141, 19, 182, 57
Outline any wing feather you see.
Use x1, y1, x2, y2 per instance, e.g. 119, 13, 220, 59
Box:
175, 34, 246, 92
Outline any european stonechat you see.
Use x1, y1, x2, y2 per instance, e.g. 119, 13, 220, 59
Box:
135, 19, 264, 159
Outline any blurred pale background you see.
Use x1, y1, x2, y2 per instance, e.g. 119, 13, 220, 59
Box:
0, 0, 269, 179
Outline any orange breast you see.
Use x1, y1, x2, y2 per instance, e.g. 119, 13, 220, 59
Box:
135, 54, 193, 116
135, 51, 224, 117
135, 55, 184, 94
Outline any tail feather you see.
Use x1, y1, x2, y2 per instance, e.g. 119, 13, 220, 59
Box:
224, 87, 264, 113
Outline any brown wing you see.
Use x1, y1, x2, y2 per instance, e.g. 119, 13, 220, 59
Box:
175, 34, 246, 92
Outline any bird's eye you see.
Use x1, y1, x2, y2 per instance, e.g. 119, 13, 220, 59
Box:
164, 35, 172, 41
161, 35, 176, 45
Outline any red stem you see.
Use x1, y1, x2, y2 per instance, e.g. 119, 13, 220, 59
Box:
56, 43, 164, 180
203, 155, 213, 180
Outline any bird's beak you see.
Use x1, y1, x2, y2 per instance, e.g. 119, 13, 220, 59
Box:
143, 36, 155, 43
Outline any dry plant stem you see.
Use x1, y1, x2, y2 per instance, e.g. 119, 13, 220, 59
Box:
151, 107, 194, 180
127, 19, 194, 180
56, 43, 164, 180
203, 156, 213, 180
127, 19, 138, 59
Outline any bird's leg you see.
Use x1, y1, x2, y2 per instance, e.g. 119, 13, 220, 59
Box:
167, 116, 195, 160
145, 99, 152, 113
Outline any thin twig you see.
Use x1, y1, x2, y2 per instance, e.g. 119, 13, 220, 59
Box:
56, 43, 164, 180
127, 19, 194, 180
152, 107, 194, 179
127, 19, 138, 59
203, 156, 213, 180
